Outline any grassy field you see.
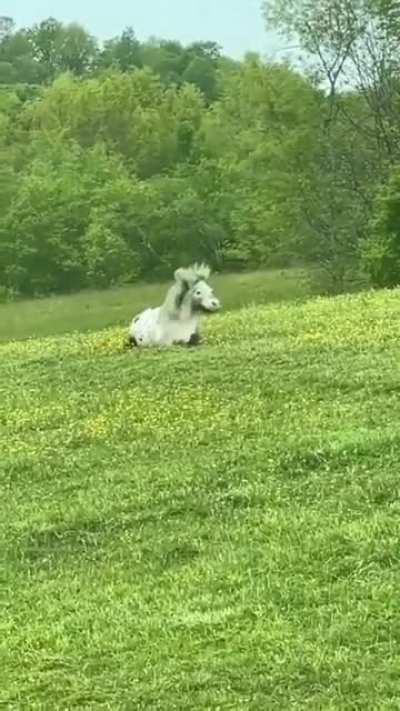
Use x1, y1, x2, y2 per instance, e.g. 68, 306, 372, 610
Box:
0, 268, 313, 343
2, 284, 400, 708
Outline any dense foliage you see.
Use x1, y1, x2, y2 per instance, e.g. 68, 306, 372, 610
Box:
1, 6, 400, 296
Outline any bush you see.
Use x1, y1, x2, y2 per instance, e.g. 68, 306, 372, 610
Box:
362, 168, 400, 288
83, 220, 138, 287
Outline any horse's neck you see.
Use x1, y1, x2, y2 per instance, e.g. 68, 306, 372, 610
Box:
161, 284, 195, 322
178, 296, 195, 322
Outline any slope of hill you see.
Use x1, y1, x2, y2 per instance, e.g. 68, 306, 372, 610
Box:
0, 268, 312, 344
2, 289, 400, 708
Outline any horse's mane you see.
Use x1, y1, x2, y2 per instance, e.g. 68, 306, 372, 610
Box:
162, 263, 211, 317
174, 263, 211, 286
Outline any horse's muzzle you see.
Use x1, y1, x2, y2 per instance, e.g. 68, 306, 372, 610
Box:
209, 299, 221, 312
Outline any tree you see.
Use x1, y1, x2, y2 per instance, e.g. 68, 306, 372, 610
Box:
362, 166, 400, 287
0, 16, 14, 40
197, 56, 329, 269
0, 139, 144, 294
99, 27, 142, 72
262, 0, 400, 167
0, 29, 47, 84
27, 18, 98, 78
261, 0, 400, 287
25, 70, 205, 177
2, 12, 384, 297
182, 56, 218, 102
82, 218, 138, 287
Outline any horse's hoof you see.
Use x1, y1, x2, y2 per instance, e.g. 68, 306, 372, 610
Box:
187, 332, 201, 346
125, 335, 138, 348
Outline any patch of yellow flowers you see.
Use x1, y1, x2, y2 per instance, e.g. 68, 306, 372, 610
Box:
2, 288, 400, 460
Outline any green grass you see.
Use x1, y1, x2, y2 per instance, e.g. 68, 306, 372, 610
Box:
2, 286, 400, 708
0, 268, 313, 343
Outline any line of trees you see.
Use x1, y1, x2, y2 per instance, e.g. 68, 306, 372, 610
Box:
0, 6, 400, 298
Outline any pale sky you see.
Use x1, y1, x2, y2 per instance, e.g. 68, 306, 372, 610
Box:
2, 0, 285, 60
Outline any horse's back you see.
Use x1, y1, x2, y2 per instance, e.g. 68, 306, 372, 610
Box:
129, 307, 161, 346
129, 305, 200, 348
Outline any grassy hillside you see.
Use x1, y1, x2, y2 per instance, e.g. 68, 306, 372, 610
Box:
0, 268, 312, 343
2, 287, 400, 708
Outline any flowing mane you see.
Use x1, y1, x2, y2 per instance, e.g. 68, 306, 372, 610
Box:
162, 263, 212, 319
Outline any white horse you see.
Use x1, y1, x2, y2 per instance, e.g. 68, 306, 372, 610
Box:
127, 264, 220, 348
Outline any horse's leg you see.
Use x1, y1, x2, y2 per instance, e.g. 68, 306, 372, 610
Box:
125, 334, 138, 348
187, 330, 201, 346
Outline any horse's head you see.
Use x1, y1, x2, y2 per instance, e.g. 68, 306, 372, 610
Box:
174, 263, 221, 314
190, 279, 220, 313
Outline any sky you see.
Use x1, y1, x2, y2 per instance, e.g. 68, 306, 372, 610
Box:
2, 0, 285, 60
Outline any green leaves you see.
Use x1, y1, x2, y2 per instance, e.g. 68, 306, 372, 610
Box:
3, 6, 400, 295
26, 70, 194, 177
27, 18, 98, 78
363, 167, 400, 287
